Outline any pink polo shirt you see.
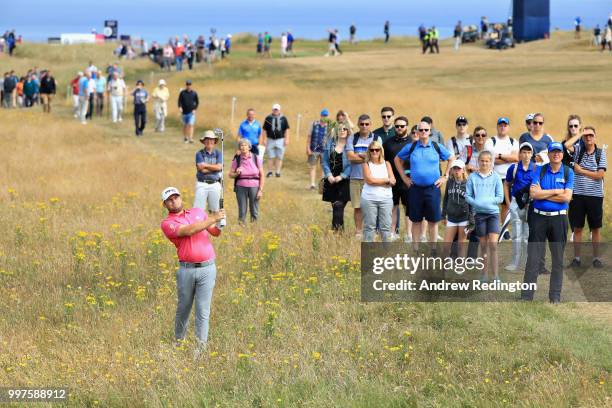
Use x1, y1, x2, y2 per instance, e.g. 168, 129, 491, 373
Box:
160, 207, 216, 263
231, 153, 262, 188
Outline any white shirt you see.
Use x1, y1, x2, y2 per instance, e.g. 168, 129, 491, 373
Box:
362, 162, 392, 200
484, 135, 518, 180
446, 134, 471, 163
108, 78, 126, 97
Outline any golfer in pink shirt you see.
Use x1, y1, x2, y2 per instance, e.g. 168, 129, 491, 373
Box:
160, 186, 225, 354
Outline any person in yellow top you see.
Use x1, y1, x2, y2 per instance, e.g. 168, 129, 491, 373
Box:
152, 79, 170, 132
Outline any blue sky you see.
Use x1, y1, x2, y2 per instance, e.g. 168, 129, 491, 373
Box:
2, 0, 610, 41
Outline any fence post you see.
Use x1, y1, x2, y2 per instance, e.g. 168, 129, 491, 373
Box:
296, 113, 302, 139
149, 71, 154, 86
230, 96, 237, 135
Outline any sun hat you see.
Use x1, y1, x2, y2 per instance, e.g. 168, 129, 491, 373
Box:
199, 130, 218, 142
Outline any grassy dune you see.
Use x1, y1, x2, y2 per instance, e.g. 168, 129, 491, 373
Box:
0, 32, 611, 407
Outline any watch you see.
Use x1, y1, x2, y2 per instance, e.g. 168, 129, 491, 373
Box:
498, 153, 502, 159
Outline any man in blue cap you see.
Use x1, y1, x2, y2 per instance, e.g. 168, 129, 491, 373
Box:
521, 142, 574, 303
306, 108, 330, 189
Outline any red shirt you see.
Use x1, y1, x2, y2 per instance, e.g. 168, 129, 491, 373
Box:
71, 77, 80, 95
161, 207, 216, 263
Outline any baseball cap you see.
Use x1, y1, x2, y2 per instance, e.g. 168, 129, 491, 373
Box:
185, 79, 192, 85
455, 115, 468, 125
548, 142, 563, 152
321, 109, 329, 117
497, 117, 510, 125
525, 113, 535, 122
272, 103, 281, 111
77, 71, 84, 76
199, 130, 218, 142
161, 187, 180, 201
450, 159, 465, 169
158, 79, 166, 86
519, 142, 533, 151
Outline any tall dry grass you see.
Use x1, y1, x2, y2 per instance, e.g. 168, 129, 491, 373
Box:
0, 32, 610, 406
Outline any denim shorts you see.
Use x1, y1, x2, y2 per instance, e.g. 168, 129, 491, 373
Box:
474, 213, 500, 237
182, 112, 196, 125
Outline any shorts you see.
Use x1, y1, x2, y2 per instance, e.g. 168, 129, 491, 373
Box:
391, 185, 409, 211
267, 138, 285, 160
569, 194, 603, 230
408, 185, 441, 223
447, 220, 468, 227
349, 179, 365, 208
308, 152, 322, 166
474, 213, 500, 237
182, 112, 196, 125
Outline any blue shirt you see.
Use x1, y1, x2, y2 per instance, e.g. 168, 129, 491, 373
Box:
519, 133, 554, 161
309, 121, 328, 153
346, 133, 377, 179
195, 149, 222, 182
531, 164, 574, 212
96, 77, 107, 93
237, 119, 262, 147
505, 162, 535, 196
396, 140, 451, 186
78, 76, 88, 96
466, 171, 504, 214
132, 88, 148, 105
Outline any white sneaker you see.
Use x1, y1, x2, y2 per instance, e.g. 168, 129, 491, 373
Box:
570, 232, 574, 242
112, 119, 117, 123
118, 117, 123, 122
505, 264, 518, 271
388, 233, 399, 242
420, 235, 426, 242
81, 121, 87, 125
403, 234, 412, 243
193, 342, 207, 360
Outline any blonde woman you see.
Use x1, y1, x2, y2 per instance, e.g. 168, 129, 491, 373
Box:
361, 140, 396, 242
562, 114, 582, 166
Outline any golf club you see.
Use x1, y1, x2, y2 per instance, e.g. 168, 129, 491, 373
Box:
213, 127, 227, 228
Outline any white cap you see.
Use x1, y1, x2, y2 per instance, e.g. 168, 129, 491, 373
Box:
450, 159, 465, 169
519, 142, 533, 151
272, 103, 281, 111
525, 113, 535, 121
161, 187, 180, 201
158, 79, 166, 86
78, 71, 83, 76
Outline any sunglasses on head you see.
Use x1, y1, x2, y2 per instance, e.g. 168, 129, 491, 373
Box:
381, 115, 392, 119
369, 148, 381, 152
533, 121, 544, 125
569, 124, 580, 128
394, 124, 407, 129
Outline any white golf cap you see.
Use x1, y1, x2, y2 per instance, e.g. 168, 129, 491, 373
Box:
519, 142, 533, 151
450, 159, 465, 169
272, 103, 281, 111
525, 113, 535, 121
158, 79, 166, 86
161, 187, 180, 201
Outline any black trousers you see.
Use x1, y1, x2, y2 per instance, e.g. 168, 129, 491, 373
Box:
134, 105, 147, 135
521, 212, 568, 301
331, 200, 348, 231
86, 93, 94, 119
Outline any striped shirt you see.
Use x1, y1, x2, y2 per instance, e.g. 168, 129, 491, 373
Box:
572, 143, 607, 197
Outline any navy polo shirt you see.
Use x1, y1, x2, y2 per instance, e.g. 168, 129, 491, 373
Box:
195, 149, 223, 182
531, 164, 574, 212
396, 140, 451, 187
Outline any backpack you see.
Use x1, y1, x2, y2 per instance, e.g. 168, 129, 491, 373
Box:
451, 135, 472, 157
404, 140, 442, 172
233, 153, 259, 191
539, 164, 569, 184
352, 133, 380, 147
491, 136, 515, 146
575, 144, 603, 169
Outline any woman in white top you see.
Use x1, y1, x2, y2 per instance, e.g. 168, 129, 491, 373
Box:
361, 140, 396, 242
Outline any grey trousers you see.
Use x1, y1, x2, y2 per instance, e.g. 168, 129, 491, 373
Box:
361, 197, 393, 242
235, 185, 259, 222
175, 261, 217, 343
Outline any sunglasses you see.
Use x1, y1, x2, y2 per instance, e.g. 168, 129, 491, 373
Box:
381, 115, 393, 119
474, 133, 487, 137
359, 123, 371, 126
569, 124, 580, 128
340, 128, 348, 132
369, 148, 381, 152
394, 124, 407, 129
457, 123, 467, 126
532, 121, 544, 125
418, 128, 430, 132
